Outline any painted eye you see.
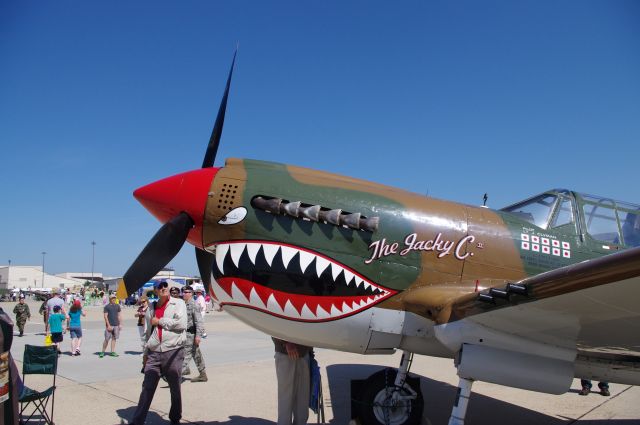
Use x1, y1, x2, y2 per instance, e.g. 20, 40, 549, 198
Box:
218, 207, 248, 225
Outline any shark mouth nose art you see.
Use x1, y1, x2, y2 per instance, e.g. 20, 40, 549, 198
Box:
209, 241, 397, 322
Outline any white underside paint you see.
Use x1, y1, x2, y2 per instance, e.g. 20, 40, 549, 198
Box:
223, 304, 375, 353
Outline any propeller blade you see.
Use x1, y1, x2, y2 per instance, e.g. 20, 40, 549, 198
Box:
116, 212, 193, 298
201, 50, 237, 168
195, 247, 215, 296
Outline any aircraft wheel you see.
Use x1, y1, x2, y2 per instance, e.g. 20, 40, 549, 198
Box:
359, 368, 423, 425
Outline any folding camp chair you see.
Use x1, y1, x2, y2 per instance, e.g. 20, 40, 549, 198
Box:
19, 345, 58, 425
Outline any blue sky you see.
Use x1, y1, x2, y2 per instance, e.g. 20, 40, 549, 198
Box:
1, 1, 639, 277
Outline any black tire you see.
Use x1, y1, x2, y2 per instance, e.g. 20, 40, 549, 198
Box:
358, 368, 423, 425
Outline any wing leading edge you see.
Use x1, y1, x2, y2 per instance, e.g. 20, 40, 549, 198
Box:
428, 247, 640, 390
448, 246, 640, 353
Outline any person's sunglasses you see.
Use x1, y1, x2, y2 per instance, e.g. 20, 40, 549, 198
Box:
183, 290, 193, 294
156, 282, 169, 289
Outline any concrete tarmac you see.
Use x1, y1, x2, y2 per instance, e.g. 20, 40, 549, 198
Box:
5, 300, 640, 425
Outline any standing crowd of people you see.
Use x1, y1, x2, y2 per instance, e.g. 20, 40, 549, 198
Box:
129, 281, 309, 425
11, 279, 611, 424
17, 280, 596, 425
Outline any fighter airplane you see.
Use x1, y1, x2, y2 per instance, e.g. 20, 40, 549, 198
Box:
117, 55, 640, 425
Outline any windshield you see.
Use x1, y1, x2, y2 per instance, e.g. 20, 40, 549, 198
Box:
501, 194, 558, 229
502, 190, 640, 246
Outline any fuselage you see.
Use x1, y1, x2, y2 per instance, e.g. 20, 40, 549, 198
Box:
133, 158, 638, 358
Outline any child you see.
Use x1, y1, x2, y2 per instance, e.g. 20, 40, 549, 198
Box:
68, 299, 86, 356
48, 305, 66, 355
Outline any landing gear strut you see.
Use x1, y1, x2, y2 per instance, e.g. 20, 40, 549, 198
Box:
358, 351, 423, 425
448, 377, 474, 425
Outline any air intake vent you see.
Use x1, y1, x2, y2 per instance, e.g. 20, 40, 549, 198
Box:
218, 183, 239, 212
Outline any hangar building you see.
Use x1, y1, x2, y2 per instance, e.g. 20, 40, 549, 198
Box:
0, 265, 90, 292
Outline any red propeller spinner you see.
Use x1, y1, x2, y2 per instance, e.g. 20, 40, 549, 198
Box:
133, 167, 220, 248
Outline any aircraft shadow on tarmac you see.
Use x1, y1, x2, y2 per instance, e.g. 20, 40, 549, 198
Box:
117, 406, 275, 425
111, 363, 636, 425
196, 417, 275, 425
325, 364, 636, 425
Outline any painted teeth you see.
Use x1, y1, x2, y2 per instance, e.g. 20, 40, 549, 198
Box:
341, 302, 352, 314
283, 300, 298, 317
315, 305, 330, 320
343, 270, 354, 285
301, 304, 315, 320
230, 243, 244, 268
262, 244, 279, 266
213, 278, 388, 321
330, 263, 342, 281
231, 281, 249, 304
246, 243, 260, 264
266, 293, 283, 314
249, 287, 263, 309
298, 250, 314, 273
214, 242, 386, 293
281, 246, 297, 268
211, 241, 393, 321
216, 244, 229, 274
315, 257, 330, 278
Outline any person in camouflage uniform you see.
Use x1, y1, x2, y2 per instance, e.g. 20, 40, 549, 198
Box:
39, 294, 50, 333
13, 295, 31, 336
181, 285, 207, 382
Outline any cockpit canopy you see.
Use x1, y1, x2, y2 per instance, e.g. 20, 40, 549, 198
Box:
501, 189, 640, 248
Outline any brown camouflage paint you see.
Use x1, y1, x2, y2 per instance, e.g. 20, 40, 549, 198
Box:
201, 159, 532, 323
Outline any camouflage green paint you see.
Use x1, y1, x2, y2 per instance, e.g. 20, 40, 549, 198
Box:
239, 159, 421, 291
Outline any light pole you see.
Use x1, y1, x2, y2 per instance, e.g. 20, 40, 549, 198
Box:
6, 259, 10, 288
91, 241, 96, 287
41, 251, 46, 288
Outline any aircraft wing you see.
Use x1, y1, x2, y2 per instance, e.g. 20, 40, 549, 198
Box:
442, 246, 640, 357
425, 247, 640, 393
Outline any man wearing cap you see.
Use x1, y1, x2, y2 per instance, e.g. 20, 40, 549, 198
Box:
131, 280, 187, 425
135, 295, 149, 351
13, 295, 31, 337
46, 288, 65, 335
100, 293, 122, 358
169, 286, 181, 298
181, 285, 208, 382
194, 288, 207, 338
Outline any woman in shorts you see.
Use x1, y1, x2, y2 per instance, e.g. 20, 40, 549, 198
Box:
48, 305, 66, 355
68, 299, 86, 356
